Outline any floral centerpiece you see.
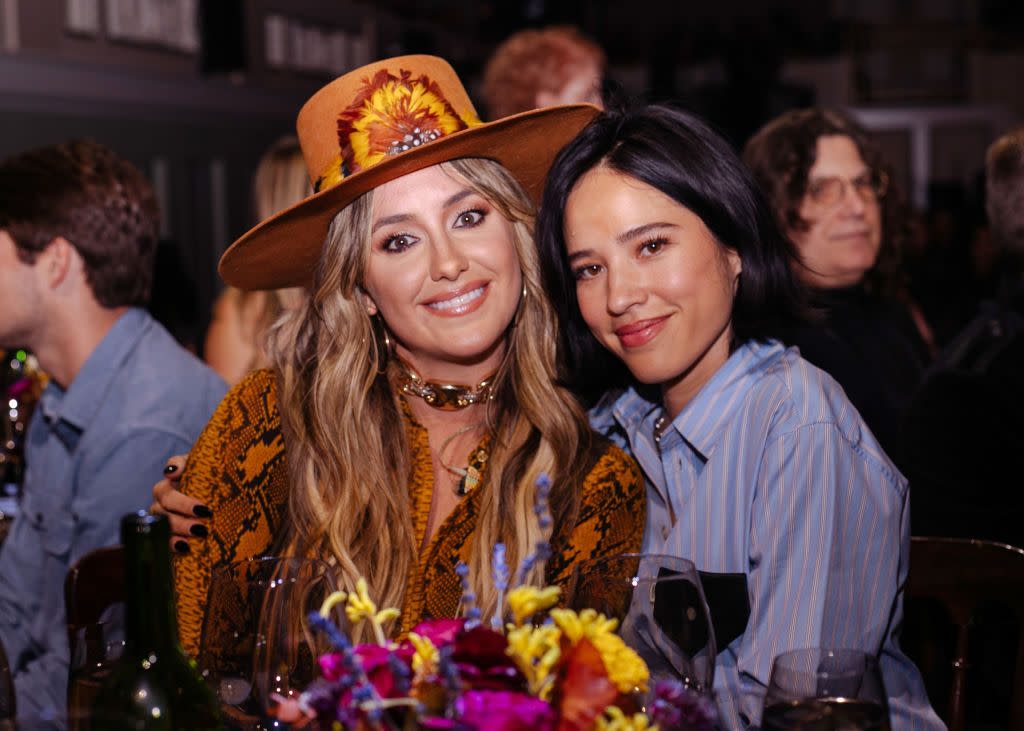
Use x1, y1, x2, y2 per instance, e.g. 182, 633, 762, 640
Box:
272, 477, 717, 731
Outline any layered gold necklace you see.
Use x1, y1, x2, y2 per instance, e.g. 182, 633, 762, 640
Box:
395, 357, 495, 495
394, 357, 496, 411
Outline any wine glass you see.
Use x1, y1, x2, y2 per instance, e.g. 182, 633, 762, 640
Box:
198, 557, 340, 729
761, 648, 891, 731
568, 553, 717, 694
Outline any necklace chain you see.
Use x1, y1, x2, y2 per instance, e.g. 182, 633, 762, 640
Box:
395, 358, 496, 411
436, 422, 488, 496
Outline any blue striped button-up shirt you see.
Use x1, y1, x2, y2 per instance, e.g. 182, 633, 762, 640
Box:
589, 339, 943, 731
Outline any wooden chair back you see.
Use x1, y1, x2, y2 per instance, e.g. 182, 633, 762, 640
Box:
0, 635, 14, 720
906, 536, 1024, 731
63, 546, 125, 649
63, 545, 125, 713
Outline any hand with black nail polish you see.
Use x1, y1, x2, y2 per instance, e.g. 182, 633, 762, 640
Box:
150, 452, 211, 552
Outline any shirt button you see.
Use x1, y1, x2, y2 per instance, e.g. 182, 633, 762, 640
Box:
661, 526, 670, 540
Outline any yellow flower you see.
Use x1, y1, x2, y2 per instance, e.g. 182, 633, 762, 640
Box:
407, 632, 439, 677
344, 578, 401, 646
318, 590, 348, 619
506, 586, 561, 627
550, 608, 619, 642
345, 578, 376, 622
505, 624, 562, 699
595, 706, 657, 731
550, 609, 649, 693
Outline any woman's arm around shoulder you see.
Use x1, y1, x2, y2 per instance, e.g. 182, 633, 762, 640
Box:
545, 436, 646, 590
174, 368, 290, 656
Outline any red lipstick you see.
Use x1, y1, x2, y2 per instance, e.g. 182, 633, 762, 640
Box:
613, 316, 670, 348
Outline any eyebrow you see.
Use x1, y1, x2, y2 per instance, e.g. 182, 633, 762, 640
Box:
370, 188, 476, 234
566, 221, 678, 265
616, 221, 677, 243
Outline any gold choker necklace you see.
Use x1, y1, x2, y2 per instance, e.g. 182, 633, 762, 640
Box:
395, 359, 496, 410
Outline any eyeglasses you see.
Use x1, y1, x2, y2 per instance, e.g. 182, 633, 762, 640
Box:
804, 171, 889, 208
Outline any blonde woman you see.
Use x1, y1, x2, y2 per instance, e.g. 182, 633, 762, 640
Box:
204, 137, 309, 385
152, 55, 645, 654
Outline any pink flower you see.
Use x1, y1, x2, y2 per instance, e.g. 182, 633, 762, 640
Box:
456, 690, 556, 731
318, 644, 413, 700
409, 617, 466, 647
317, 652, 348, 683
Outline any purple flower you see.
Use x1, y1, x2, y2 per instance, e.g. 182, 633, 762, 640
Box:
456, 690, 556, 731
6, 377, 31, 398
456, 562, 483, 626
318, 652, 350, 682
319, 642, 414, 713
650, 679, 719, 731
356, 643, 413, 699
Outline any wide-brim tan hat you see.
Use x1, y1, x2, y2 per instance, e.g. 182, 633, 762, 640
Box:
219, 54, 600, 290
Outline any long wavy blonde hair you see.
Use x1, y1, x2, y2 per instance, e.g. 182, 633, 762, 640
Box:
268, 158, 591, 631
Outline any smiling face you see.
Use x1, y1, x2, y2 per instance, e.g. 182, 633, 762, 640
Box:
791, 135, 882, 289
564, 166, 741, 414
361, 164, 523, 381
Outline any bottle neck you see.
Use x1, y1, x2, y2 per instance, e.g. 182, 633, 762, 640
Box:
121, 514, 180, 657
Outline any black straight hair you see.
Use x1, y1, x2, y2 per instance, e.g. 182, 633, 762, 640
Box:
537, 103, 809, 402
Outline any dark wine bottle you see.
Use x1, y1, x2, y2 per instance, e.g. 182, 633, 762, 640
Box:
90, 512, 222, 729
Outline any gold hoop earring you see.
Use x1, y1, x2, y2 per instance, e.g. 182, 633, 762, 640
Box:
372, 314, 394, 375
511, 282, 528, 328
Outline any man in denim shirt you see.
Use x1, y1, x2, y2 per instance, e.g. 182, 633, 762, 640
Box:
0, 140, 227, 715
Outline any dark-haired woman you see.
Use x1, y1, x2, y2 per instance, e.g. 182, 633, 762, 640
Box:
538, 105, 942, 730
743, 109, 933, 466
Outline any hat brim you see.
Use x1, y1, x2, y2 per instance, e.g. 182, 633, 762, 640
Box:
219, 103, 600, 290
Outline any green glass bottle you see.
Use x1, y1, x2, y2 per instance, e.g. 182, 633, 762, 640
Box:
90, 512, 222, 729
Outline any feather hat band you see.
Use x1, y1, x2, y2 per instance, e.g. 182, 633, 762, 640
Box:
219, 54, 600, 290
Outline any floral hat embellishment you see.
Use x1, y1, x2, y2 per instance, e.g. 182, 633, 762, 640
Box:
315, 68, 482, 193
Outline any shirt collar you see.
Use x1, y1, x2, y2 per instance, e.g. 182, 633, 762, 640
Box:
606, 339, 785, 461
668, 340, 784, 459
41, 308, 151, 435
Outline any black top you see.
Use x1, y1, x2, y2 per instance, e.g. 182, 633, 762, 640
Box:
902, 276, 1024, 546
788, 285, 930, 468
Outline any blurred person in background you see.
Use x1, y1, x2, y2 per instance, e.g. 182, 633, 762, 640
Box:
203, 136, 309, 386
903, 125, 1024, 544
899, 126, 1024, 729
481, 25, 604, 120
744, 109, 933, 467
0, 140, 226, 715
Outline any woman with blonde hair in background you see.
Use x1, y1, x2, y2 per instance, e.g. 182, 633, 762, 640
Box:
152, 55, 644, 655
204, 136, 309, 385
